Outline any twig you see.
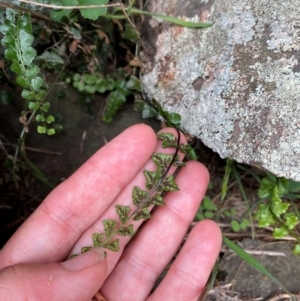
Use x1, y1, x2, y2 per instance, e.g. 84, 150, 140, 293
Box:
2, 142, 62, 156
265, 293, 300, 301
16, 0, 141, 39
16, 0, 123, 10
221, 248, 286, 257
0, 2, 52, 21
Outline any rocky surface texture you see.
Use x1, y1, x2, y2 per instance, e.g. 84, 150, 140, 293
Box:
141, 0, 300, 180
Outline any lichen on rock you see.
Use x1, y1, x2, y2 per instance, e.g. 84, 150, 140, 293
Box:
141, 0, 300, 180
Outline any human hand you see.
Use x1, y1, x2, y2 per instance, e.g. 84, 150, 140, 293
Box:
0, 124, 221, 301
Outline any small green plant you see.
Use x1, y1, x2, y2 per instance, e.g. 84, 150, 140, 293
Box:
255, 174, 300, 254
0, 9, 55, 135
196, 196, 217, 220
68, 71, 141, 122
230, 218, 249, 232
70, 131, 195, 255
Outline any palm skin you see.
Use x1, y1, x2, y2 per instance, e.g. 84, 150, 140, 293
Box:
0, 124, 221, 301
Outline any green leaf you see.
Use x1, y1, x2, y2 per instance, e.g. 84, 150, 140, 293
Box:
202, 197, 217, 211
31, 77, 43, 91
132, 8, 212, 28
2, 29, 16, 48
151, 193, 165, 206
83, 74, 97, 85
277, 178, 289, 195
293, 244, 300, 255
285, 216, 298, 230
78, 0, 108, 21
132, 186, 148, 207
36, 114, 44, 122
22, 46, 37, 66
196, 213, 204, 220
143, 170, 159, 191
81, 246, 93, 253
115, 205, 130, 224
173, 159, 186, 167
258, 177, 274, 199
166, 112, 181, 127
6, 8, 17, 23
142, 104, 158, 119
204, 211, 215, 218
133, 208, 151, 221
25, 65, 40, 80
103, 219, 117, 238
47, 128, 56, 135
240, 219, 250, 229
50, 0, 76, 22
73, 73, 81, 82
5, 48, 18, 61
35, 89, 47, 101
287, 179, 300, 193
11, 61, 23, 74
102, 90, 127, 123
18, 14, 36, 65
103, 239, 120, 252
37, 126, 47, 134
84, 85, 97, 94
223, 236, 292, 295
46, 115, 55, 124
21, 89, 36, 100
41, 102, 50, 112
0, 20, 15, 35
151, 153, 174, 171
121, 23, 139, 43
161, 175, 179, 192
28, 102, 40, 110
70, 26, 82, 40
50, 9, 73, 22
125, 76, 141, 91
92, 233, 104, 248
255, 204, 275, 227
272, 202, 289, 216
117, 225, 134, 237
231, 220, 240, 232
273, 227, 288, 239
36, 50, 64, 69
157, 132, 177, 148
179, 144, 197, 160
16, 75, 30, 88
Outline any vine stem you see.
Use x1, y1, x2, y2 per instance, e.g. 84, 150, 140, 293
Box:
13, 0, 123, 10
12, 65, 66, 182
98, 128, 181, 249
16, 0, 141, 39
0, 2, 52, 21
130, 127, 181, 218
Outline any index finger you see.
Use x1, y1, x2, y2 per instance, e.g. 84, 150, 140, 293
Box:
0, 124, 157, 268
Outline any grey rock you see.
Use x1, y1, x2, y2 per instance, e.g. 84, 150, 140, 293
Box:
141, 0, 300, 180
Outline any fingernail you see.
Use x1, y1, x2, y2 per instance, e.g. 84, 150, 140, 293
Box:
61, 248, 106, 271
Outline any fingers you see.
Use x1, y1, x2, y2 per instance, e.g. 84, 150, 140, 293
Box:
0, 248, 107, 301
149, 220, 222, 301
100, 160, 210, 301
0, 124, 157, 268
68, 127, 188, 275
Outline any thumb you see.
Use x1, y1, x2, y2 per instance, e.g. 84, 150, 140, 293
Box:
0, 248, 107, 301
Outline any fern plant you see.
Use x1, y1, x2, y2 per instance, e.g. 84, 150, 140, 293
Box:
70, 131, 195, 256
255, 175, 300, 254
0, 8, 55, 135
